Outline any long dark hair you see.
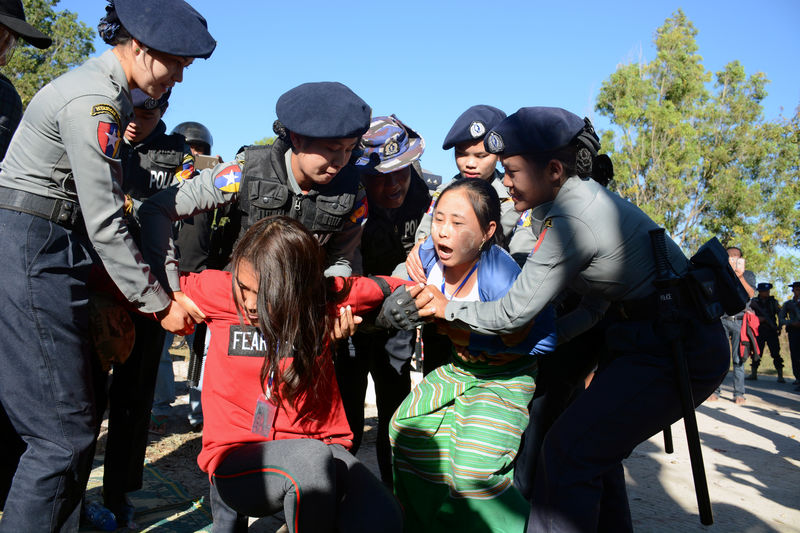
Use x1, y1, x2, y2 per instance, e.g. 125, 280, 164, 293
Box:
229, 216, 349, 415
435, 178, 504, 250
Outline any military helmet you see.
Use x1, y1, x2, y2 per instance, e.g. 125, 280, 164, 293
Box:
171, 121, 213, 151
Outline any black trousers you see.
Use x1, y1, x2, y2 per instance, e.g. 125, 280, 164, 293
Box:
752, 326, 783, 371
93, 312, 166, 503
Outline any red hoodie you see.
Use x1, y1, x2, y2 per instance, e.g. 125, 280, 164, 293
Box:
180, 270, 409, 477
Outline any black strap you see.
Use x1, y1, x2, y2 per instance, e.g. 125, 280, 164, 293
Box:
367, 275, 393, 299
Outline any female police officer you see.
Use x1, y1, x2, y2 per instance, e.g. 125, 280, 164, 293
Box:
405, 107, 729, 532
0, 1, 214, 530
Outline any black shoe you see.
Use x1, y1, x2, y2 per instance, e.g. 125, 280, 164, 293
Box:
777, 375, 786, 383
745, 374, 758, 381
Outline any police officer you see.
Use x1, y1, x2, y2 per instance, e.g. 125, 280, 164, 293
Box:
167, 121, 219, 430
231, 81, 370, 276
0, 0, 214, 529
747, 282, 785, 382
780, 281, 800, 388
335, 115, 430, 486
0, 0, 51, 159
173, 121, 213, 156
405, 107, 729, 532
411, 105, 536, 268
89, 87, 196, 528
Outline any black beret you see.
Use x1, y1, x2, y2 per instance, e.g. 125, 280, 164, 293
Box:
276, 82, 371, 139
790, 281, 800, 289
442, 105, 506, 150
484, 107, 585, 156
115, 0, 216, 59
756, 282, 773, 291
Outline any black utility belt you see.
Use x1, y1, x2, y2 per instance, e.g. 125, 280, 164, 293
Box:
0, 186, 84, 232
614, 283, 694, 321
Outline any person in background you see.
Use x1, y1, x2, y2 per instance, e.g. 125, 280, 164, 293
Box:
413, 105, 536, 266
779, 281, 800, 390
708, 246, 756, 404
747, 282, 785, 383
334, 115, 430, 486
0, 0, 51, 159
0, 0, 214, 529
151, 121, 218, 434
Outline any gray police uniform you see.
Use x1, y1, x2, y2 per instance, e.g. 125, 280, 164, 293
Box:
0, 49, 167, 532
0, 49, 171, 311
415, 170, 536, 260
441, 176, 729, 533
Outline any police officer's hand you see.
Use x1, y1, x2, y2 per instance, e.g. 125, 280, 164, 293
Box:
331, 305, 362, 341
174, 291, 206, 323
411, 283, 448, 320
405, 242, 427, 284
156, 301, 195, 335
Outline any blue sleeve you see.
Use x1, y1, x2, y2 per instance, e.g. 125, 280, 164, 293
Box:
466, 304, 557, 356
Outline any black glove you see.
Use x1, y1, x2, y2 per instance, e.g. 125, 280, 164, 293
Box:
376, 285, 423, 331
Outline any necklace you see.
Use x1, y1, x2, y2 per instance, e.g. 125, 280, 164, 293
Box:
441, 262, 479, 301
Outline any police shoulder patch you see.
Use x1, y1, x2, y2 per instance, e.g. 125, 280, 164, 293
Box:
425, 197, 436, 215
214, 164, 242, 193
97, 122, 121, 158
350, 195, 368, 224
91, 103, 122, 127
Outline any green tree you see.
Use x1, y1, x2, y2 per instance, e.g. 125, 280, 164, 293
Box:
254, 136, 276, 146
2, 0, 94, 108
596, 9, 800, 284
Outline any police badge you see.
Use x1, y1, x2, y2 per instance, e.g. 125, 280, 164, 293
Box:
383, 139, 400, 157
469, 121, 486, 139
486, 131, 504, 153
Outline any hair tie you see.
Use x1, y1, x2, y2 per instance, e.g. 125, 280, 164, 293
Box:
272, 120, 289, 140
98, 20, 120, 44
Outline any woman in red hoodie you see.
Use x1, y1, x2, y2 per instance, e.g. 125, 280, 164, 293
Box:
179, 216, 404, 533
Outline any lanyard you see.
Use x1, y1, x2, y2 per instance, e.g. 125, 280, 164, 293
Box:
441, 262, 479, 301
265, 370, 274, 398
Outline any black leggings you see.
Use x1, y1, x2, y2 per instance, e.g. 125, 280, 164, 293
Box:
210, 439, 402, 533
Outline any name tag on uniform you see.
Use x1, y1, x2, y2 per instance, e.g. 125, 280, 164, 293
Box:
251, 395, 277, 437
228, 325, 267, 357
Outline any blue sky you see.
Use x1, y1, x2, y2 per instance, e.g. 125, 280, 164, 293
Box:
61, 0, 799, 179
